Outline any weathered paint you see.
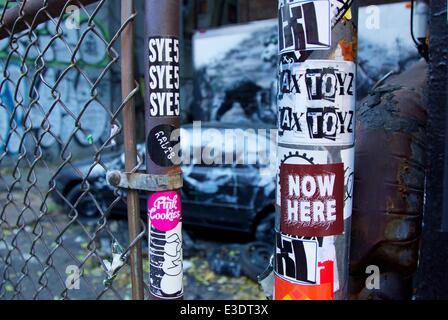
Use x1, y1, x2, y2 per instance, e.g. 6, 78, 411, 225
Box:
350, 60, 427, 300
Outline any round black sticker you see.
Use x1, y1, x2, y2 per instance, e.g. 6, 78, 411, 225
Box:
147, 124, 180, 167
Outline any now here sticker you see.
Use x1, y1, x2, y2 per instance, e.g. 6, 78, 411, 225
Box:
280, 163, 344, 237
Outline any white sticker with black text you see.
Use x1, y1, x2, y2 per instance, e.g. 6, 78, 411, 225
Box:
278, 60, 356, 146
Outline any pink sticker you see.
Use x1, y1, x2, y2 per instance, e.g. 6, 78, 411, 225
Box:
148, 191, 181, 232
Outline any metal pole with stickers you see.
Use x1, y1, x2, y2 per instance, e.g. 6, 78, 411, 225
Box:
144, 0, 184, 300
275, 0, 357, 300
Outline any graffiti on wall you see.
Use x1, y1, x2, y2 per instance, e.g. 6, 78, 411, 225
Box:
0, 18, 110, 68
0, 64, 26, 154
0, 16, 111, 154
0, 66, 110, 153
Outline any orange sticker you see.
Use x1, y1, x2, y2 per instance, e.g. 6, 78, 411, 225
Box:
274, 260, 335, 300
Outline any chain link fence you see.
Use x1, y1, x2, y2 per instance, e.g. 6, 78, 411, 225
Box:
0, 0, 148, 300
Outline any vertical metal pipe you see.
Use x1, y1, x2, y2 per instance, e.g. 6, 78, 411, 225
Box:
275, 0, 357, 300
415, 0, 448, 300
0, 0, 98, 40
144, 0, 183, 300
121, 0, 144, 301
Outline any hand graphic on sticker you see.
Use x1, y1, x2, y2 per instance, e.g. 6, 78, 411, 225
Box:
160, 224, 183, 296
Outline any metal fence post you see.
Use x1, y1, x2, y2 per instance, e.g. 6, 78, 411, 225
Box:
121, 0, 144, 300
415, 0, 448, 299
275, 0, 357, 300
144, 0, 183, 300
1, 0, 151, 300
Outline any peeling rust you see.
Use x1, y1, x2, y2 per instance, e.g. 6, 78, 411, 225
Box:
350, 60, 428, 300
106, 170, 183, 192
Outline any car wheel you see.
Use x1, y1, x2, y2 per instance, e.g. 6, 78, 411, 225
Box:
255, 212, 275, 244
65, 184, 100, 219
241, 242, 273, 282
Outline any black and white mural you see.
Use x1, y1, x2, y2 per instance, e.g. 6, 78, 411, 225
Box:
192, 2, 420, 125
193, 20, 278, 125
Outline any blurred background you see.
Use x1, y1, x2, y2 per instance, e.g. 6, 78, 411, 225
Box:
0, 0, 434, 300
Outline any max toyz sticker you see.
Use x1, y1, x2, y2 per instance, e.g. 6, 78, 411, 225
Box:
148, 191, 183, 299
278, 60, 356, 146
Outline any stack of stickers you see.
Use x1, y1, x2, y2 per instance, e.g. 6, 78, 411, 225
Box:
146, 36, 184, 299
275, 0, 355, 300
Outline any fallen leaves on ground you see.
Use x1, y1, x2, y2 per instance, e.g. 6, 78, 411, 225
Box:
184, 256, 266, 300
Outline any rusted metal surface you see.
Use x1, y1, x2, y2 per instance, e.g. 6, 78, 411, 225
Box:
107, 171, 183, 192
0, 0, 98, 40
350, 60, 428, 300
121, 0, 144, 300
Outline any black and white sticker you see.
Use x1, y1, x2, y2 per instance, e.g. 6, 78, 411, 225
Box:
149, 222, 183, 298
147, 124, 179, 168
148, 37, 180, 117
330, 0, 353, 28
278, 60, 356, 146
278, 0, 331, 54
275, 233, 319, 284
275, 232, 340, 290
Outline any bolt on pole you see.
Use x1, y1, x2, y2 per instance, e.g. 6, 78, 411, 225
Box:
144, 0, 183, 300
275, 0, 357, 300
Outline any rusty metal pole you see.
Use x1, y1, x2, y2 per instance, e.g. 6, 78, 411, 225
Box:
144, 0, 183, 300
275, 0, 357, 300
121, 0, 144, 300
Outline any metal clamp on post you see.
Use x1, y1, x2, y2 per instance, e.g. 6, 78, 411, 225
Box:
106, 170, 183, 192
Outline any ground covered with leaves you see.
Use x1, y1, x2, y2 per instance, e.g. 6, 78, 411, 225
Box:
0, 192, 265, 300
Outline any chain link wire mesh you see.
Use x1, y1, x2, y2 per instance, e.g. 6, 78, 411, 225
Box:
0, 0, 147, 299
